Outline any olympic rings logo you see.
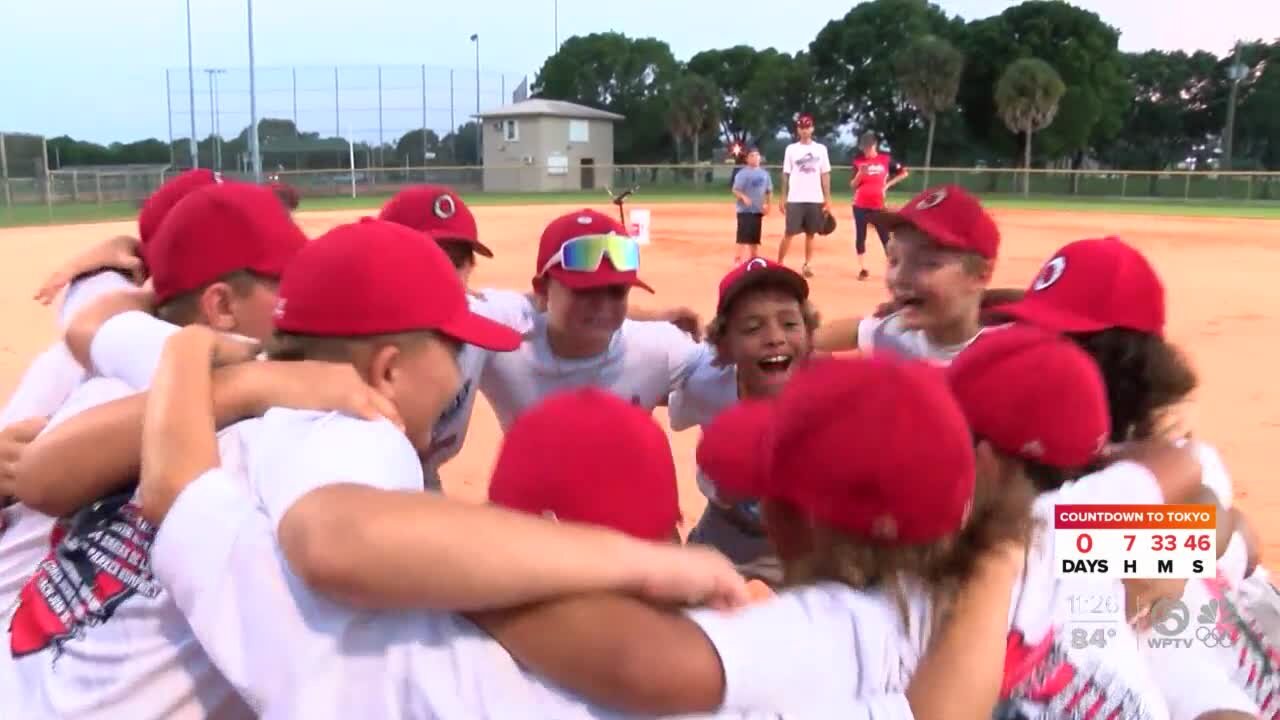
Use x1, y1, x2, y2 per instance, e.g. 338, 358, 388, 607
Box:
1195, 626, 1236, 649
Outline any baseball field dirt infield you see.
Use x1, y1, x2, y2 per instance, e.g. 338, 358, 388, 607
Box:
2, 201, 1278, 566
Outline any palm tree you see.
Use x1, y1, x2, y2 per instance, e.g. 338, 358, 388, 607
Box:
668, 73, 721, 174
995, 58, 1066, 196
893, 35, 964, 186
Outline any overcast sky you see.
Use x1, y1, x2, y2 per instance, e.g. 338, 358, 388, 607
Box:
1, 0, 1274, 146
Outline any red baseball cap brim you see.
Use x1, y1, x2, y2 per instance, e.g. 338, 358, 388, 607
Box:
718, 265, 808, 315
437, 309, 522, 352
992, 297, 1112, 335
871, 209, 973, 255
545, 265, 655, 294
439, 236, 494, 259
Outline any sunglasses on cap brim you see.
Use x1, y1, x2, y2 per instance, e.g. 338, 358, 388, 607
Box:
539, 233, 640, 277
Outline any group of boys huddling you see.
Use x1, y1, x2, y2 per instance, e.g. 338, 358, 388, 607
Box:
0, 169, 1277, 719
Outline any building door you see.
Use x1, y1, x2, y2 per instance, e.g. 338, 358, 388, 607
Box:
580, 158, 595, 190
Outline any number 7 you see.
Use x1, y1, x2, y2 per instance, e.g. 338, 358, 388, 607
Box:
1125, 535, 1135, 551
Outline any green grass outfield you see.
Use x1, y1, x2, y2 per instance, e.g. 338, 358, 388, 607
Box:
3, 188, 1280, 229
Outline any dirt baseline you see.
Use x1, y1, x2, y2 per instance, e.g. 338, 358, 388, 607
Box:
2, 201, 1278, 566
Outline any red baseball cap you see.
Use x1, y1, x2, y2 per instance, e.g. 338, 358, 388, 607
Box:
948, 324, 1110, 468
379, 185, 492, 258
274, 218, 520, 351
137, 169, 221, 248
148, 182, 307, 304
488, 387, 680, 542
874, 185, 1000, 259
717, 257, 808, 316
697, 355, 975, 544
533, 209, 653, 293
994, 237, 1165, 336
796, 113, 815, 129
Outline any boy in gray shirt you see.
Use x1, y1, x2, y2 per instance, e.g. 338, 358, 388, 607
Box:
731, 147, 773, 263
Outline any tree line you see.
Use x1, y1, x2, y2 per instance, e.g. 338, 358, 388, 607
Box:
534, 0, 1277, 173
5, 0, 1276, 176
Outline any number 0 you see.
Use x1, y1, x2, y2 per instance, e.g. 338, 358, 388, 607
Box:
1076, 533, 1093, 553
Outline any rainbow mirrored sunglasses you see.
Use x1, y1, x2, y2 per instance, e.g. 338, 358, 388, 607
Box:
539, 233, 640, 277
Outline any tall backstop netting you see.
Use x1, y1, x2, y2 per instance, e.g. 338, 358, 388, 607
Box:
163, 64, 529, 172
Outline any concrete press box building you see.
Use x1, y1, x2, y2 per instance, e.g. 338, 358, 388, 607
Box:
475, 99, 624, 192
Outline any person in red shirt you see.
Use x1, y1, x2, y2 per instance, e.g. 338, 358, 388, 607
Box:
851, 130, 909, 280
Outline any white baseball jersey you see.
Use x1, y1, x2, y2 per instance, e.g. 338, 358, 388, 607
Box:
153, 417, 915, 719
781, 141, 831, 204
0, 270, 134, 426
856, 312, 994, 365
475, 289, 713, 432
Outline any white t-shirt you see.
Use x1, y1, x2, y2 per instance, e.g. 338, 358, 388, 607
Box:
1, 376, 251, 720
476, 290, 713, 432
0, 270, 134, 426
781, 141, 831, 204
857, 312, 993, 365
0, 378, 136, 720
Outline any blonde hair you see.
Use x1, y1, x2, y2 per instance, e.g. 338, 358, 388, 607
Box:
778, 455, 1036, 630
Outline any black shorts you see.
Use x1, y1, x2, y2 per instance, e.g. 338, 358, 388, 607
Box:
784, 202, 824, 236
736, 212, 763, 244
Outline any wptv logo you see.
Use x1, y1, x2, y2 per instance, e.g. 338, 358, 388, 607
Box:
1054, 503, 1216, 579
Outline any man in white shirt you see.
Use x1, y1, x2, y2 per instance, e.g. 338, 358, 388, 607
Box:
776, 113, 831, 278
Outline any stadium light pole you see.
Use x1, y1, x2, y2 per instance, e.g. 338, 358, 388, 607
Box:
1223, 41, 1247, 173
185, 0, 199, 168
471, 34, 481, 166
204, 69, 226, 171
247, 0, 262, 183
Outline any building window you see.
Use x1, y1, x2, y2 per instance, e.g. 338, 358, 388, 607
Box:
503, 120, 519, 142
569, 119, 589, 143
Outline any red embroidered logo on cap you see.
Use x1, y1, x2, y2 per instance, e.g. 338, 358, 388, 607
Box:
915, 188, 948, 210
433, 194, 456, 220
1033, 256, 1067, 291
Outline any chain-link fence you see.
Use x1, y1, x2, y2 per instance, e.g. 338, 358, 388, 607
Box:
4, 164, 1279, 225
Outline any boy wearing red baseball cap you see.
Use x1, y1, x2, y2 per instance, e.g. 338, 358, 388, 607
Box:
668, 257, 814, 580
126, 224, 747, 718
373, 194, 706, 486
379, 184, 494, 286
4, 170, 222, 436
992, 237, 1277, 715
814, 184, 1000, 365
471, 208, 715, 433
2, 180, 307, 720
